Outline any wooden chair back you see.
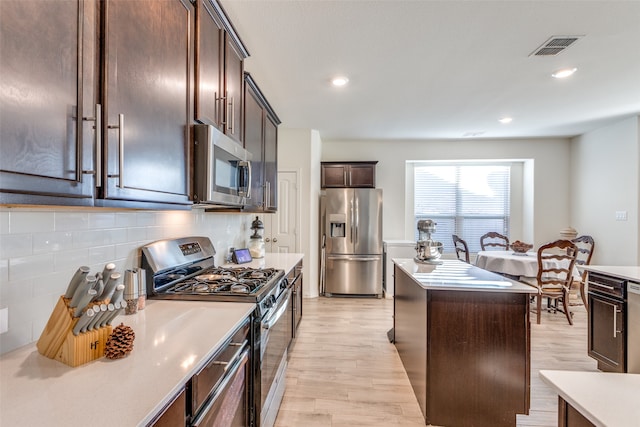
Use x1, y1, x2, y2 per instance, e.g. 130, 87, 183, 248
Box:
452, 234, 470, 263
480, 232, 509, 251
571, 235, 595, 307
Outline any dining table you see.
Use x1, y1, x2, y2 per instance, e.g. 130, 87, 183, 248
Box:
475, 250, 581, 280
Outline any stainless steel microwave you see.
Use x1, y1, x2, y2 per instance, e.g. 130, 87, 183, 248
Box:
193, 124, 252, 207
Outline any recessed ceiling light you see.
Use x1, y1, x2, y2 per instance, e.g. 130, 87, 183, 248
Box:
331, 76, 349, 87
498, 117, 513, 124
552, 67, 577, 79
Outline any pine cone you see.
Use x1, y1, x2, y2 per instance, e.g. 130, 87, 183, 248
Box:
104, 323, 135, 360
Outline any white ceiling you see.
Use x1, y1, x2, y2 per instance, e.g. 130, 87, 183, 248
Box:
220, 0, 640, 141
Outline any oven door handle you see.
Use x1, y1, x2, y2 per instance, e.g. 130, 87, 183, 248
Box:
191, 349, 249, 427
262, 290, 291, 330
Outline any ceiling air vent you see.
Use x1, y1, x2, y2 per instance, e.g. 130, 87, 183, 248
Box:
529, 35, 583, 57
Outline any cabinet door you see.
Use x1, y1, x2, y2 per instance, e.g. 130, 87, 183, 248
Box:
263, 115, 278, 211
0, 0, 97, 205
321, 164, 348, 188
150, 388, 186, 427
195, 0, 223, 128
293, 266, 303, 336
588, 293, 625, 372
224, 37, 244, 143
102, 0, 192, 206
243, 83, 265, 210
349, 164, 376, 187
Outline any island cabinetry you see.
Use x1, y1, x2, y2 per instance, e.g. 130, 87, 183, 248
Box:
394, 263, 531, 427
1, 0, 193, 208
321, 161, 377, 188
558, 397, 595, 427
587, 272, 626, 372
195, 0, 248, 144
243, 73, 281, 212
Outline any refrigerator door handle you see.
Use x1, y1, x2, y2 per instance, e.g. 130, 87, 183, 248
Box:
355, 197, 359, 245
350, 198, 354, 243
327, 256, 379, 262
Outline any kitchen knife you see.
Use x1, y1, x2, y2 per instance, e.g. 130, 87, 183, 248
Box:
73, 289, 98, 317
90, 279, 105, 302
69, 275, 97, 308
63, 266, 91, 299
98, 272, 121, 301
100, 263, 116, 282
86, 303, 107, 330
72, 308, 95, 335
106, 301, 126, 326
110, 284, 126, 306
98, 303, 116, 328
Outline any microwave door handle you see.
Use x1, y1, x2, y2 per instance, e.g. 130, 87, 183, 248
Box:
246, 160, 252, 199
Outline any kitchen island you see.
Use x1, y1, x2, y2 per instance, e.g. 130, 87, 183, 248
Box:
393, 258, 537, 427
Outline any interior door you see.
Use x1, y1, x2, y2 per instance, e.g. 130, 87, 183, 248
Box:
264, 171, 298, 253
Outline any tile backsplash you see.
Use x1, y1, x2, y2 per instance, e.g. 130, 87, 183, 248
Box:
0, 207, 252, 355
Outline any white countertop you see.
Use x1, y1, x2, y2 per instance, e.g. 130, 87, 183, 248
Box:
0, 300, 255, 426
579, 265, 640, 282
393, 258, 537, 293
540, 370, 640, 427
222, 252, 304, 272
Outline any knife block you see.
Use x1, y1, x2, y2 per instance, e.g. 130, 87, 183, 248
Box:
36, 295, 113, 367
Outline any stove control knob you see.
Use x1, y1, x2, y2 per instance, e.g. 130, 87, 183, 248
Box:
270, 295, 277, 306
264, 298, 273, 309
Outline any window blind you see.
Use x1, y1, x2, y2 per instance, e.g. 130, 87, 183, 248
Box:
414, 164, 511, 254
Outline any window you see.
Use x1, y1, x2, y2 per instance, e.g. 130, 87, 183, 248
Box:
414, 163, 511, 254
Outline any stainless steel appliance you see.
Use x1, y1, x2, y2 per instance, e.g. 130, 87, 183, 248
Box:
414, 219, 443, 263
193, 124, 252, 208
321, 188, 383, 297
140, 236, 289, 427
628, 281, 640, 373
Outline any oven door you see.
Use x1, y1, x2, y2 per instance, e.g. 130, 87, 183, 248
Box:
190, 348, 250, 427
260, 287, 291, 426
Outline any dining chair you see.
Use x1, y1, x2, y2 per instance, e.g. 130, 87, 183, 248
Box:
480, 232, 510, 251
570, 235, 595, 308
452, 234, 470, 263
522, 239, 578, 325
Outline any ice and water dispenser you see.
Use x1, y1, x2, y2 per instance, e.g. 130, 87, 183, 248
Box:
329, 214, 347, 238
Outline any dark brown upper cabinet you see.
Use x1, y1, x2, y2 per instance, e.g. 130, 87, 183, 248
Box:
0, 0, 97, 206
243, 73, 280, 212
321, 162, 378, 188
0, 0, 193, 209
100, 0, 193, 208
195, 0, 249, 145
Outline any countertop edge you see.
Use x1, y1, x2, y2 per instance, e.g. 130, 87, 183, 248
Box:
578, 265, 640, 282
393, 258, 538, 294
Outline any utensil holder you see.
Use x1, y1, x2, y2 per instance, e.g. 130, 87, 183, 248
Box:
36, 295, 113, 367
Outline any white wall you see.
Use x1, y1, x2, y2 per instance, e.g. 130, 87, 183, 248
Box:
0, 208, 252, 354
277, 129, 322, 298
571, 116, 640, 265
322, 137, 572, 248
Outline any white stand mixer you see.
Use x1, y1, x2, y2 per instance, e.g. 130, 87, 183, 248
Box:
415, 219, 443, 264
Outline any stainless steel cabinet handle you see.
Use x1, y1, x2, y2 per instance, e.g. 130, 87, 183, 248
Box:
613, 306, 622, 337
344, 170, 348, 185
230, 96, 235, 134
588, 281, 615, 290
107, 113, 125, 188
82, 104, 102, 186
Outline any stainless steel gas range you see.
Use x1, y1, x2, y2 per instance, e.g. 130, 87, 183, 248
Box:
140, 236, 290, 427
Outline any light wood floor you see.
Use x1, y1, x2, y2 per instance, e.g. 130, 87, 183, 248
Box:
275, 296, 597, 427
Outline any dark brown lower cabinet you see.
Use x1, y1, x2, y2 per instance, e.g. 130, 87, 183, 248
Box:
394, 266, 530, 427
558, 397, 595, 427
149, 388, 186, 427
588, 291, 625, 372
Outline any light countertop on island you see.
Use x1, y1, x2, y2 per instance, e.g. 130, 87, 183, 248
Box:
0, 300, 255, 426
540, 370, 640, 427
578, 265, 640, 282
393, 258, 538, 294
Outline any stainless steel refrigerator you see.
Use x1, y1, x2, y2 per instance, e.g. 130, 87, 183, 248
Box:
320, 188, 383, 297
